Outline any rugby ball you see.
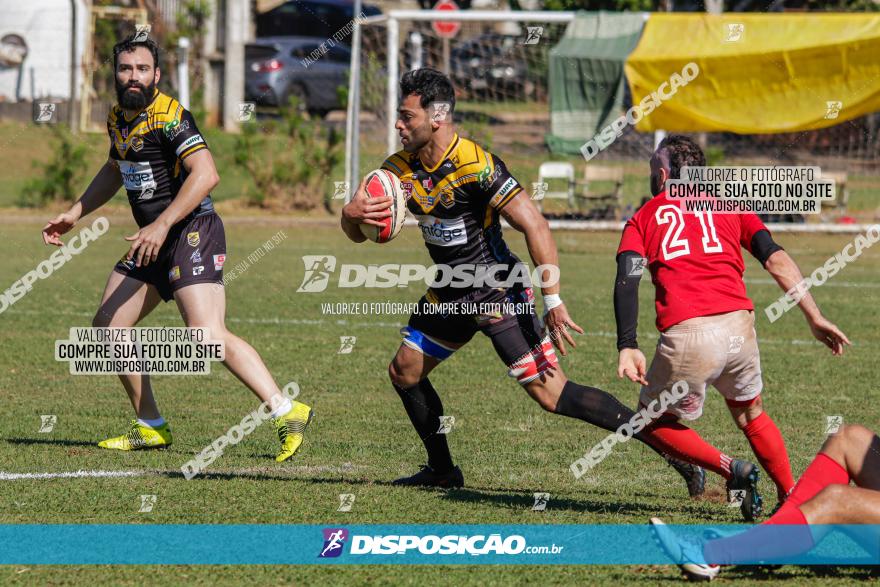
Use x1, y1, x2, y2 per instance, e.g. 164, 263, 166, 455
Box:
358, 169, 407, 243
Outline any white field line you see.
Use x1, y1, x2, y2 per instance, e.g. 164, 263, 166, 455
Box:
7, 308, 866, 347
0, 469, 147, 480
0, 463, 364, 481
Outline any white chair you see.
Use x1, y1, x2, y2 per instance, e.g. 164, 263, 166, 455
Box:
575, 165, 625, 220
536, 161, 575, 212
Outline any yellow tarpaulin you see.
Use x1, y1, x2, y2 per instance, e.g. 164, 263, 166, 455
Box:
624, 14, 880, 133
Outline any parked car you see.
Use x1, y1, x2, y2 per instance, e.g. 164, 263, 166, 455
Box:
450, 33, 534, 100
256, 0, 381, 44
245, 37, 351, 116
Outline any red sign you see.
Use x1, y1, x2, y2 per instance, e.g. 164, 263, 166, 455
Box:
431, 0, 461, 39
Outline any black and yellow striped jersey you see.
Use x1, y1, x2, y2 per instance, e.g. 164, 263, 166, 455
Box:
107, 88, 214, 228
381, 133, 526, 301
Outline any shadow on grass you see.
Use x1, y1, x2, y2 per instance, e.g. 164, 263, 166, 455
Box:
3, 437, 96, 448
282, 476, 723, 519
725, 565, 880, 581
436, 487, 662, 517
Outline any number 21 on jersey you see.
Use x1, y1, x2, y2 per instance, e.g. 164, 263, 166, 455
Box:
655, 205, 722, 260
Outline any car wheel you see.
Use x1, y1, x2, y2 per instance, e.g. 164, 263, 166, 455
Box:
283, 84, 309, 114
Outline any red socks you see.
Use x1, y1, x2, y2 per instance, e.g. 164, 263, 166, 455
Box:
766, 452, 850, 523
741, 411, 795, 499
643, 420, 733, 480
765, 503, 808, 525
785, 452, 851, 508
703, 453, 850, 564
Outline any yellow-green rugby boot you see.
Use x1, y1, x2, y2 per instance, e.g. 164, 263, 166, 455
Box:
273, 401, 313, 462
98, 420, 172, 450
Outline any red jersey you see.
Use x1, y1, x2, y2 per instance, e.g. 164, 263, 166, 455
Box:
617, 192, 769, 331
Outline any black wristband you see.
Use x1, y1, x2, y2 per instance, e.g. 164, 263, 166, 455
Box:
614, 251, 643, 351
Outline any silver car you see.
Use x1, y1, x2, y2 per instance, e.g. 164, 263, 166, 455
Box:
245, 37, 351, 117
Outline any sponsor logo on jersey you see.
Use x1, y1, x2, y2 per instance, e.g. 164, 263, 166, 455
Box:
440, 188, 455, 208
193, 265, 204, 276
169, 266, 181, 282
116, 160, 157, 194
213, 254, 226, 270
191, 250, 202, 263
175, 134, 205, 157
421, 177, 434, 191
416, 215, 467, 246
480, 166, 502, 189
418, 193, 437, 208
163, 118, 190, 140
114, 125, 131, 152
477, 164, 492, 187
490, 177, 518, 207
401, 181, 414, 200
187, 232, 200, 247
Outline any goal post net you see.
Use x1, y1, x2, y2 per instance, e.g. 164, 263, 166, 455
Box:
346, 10, 879, 221
347, 10, 573, 205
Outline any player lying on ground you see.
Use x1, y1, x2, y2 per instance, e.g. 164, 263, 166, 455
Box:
651, 423, 880, 580
41, 35, 312, 460
614, 135, 850, 520
341, 67, 703, 494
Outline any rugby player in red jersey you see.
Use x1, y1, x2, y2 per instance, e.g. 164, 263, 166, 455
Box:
614, 135, 850, 519
652, 423, 880, 580
41, 35, 312, 459
341, 68, 704, 494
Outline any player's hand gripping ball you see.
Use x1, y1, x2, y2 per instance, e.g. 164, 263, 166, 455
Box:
358, 169, 407, 243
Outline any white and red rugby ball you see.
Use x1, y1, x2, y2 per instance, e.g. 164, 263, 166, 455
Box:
358, 169, 407, 243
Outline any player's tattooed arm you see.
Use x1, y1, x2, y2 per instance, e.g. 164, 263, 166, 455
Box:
42, 158, 122, 246
763, 248, 851, 356
340, 178, 390, 243
614, 251, 649, 385
126, 149, 219, 267
500, 192, 584, 355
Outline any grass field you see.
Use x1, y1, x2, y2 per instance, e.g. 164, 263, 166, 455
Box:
1, 212, 879, 584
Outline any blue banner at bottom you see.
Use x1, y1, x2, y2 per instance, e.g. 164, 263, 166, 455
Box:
0, 524, 878, 565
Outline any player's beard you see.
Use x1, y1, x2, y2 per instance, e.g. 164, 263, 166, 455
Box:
116, 77, 156, 111
401, 122, 431, 153
650, 172, 665, 196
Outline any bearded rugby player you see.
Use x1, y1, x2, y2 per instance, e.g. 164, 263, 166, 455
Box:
341, 68, 703, 494
41, 35, 312, 460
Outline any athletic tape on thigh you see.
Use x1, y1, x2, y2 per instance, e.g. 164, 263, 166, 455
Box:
400, 327, 456, 361
507, 336, 559, 385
